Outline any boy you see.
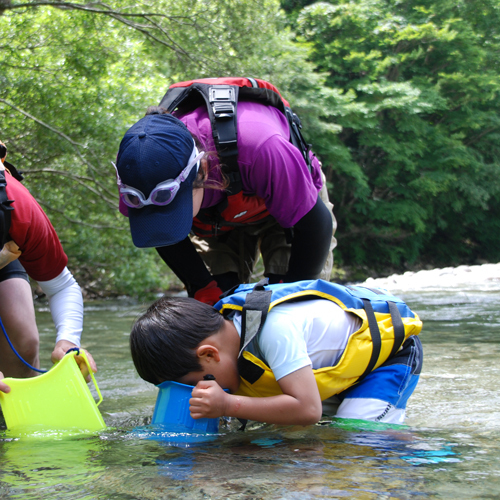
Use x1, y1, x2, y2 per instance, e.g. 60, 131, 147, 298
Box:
130, 280, 423, 426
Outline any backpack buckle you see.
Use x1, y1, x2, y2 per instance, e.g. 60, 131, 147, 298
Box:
210, 86, 236, 119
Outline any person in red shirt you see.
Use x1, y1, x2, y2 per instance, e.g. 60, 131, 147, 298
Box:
0, 141, 96, 393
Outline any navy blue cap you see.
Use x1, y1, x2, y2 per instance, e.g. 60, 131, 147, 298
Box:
116, 114, 196, 248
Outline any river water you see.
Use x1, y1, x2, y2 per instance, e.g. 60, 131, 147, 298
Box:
1, 264, 499, 499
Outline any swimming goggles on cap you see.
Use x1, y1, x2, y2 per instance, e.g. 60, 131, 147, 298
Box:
112, 146, 204, 209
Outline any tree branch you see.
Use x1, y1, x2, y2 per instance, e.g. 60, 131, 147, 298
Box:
22, 168, 119, 207
0, 98, 85, 147
3, 1, 198, 62
0, 97, 119, 209
464, 127, 498, 147
5, 1, 192, 20
37, 199, 126, 230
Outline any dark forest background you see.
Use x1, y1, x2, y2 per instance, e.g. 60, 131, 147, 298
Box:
1, 0, 499, 296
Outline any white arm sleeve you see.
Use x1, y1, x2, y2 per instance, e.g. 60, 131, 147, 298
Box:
37, 267, 83, 347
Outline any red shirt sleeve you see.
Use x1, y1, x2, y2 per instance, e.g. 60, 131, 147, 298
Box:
5, 174, 68, 281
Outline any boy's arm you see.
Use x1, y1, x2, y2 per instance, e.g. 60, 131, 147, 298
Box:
189, 365, 322, 426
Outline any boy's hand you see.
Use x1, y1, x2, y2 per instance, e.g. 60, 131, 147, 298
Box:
51, 340, 97, 383
0, 371, 11, 394
189, 380, 229, 419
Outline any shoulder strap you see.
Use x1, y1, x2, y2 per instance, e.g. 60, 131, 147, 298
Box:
285, 108, 312, 171
0, 170, 14, 246
234, 276, 272, 432
159, 82, 242, 194
3, 161, 24, 182
159, 77, 313, 195
238, 278, 272, 356
236, 280, 408, 383
350, 285, 406, 383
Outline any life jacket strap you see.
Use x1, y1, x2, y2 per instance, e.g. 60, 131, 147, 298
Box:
239, 278, 272, 355
347, 285, 406, 360
236, 274, 272, 433
387, 301, 405, 358
359, 298, 382, 380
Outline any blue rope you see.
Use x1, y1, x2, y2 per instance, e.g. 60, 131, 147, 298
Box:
0, 314, 48, 373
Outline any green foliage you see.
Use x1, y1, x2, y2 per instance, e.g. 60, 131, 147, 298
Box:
1, 0, 499, 296
0, 4, 176, 296
295, 0, 500, 269
0, 0, 317, 296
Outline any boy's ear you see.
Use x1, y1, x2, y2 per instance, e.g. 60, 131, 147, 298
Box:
196, 345, 220, 363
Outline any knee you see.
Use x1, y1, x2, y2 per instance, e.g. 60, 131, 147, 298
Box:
0, 327, 40, 377
5, 320, 40, 363
15, 334, 39, 364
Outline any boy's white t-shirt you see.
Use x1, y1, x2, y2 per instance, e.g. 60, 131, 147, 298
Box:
233, 299, 362, 381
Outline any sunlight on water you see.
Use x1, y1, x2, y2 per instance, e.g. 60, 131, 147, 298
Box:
1, 270, 500, 499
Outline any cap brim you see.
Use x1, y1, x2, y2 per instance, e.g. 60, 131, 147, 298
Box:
127, 181, 194, 248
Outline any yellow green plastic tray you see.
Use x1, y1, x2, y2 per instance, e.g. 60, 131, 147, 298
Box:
0, 350, 105, 433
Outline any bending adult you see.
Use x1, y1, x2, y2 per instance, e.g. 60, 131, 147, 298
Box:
115, 99, 337, 304
0, 141, 96, 393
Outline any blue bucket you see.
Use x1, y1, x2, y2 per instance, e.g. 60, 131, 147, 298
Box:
152, 381, 220, 433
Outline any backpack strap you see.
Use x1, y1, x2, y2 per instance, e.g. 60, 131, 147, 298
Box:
3, 161, 24, 182
206, 84, 241, 194
284, 108, 312, 171
159, 78, 313, 196
160, 82, 242, 194
0, 170, 14, 247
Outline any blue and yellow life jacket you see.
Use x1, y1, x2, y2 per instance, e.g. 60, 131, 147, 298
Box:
214, 279, 423, 400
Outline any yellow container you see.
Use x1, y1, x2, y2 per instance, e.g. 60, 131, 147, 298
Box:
0, 350, 106, 434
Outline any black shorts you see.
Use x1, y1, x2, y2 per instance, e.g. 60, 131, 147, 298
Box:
0, 259, 29, 283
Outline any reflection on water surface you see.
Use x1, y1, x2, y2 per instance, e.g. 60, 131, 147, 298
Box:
1, 284, 499, 499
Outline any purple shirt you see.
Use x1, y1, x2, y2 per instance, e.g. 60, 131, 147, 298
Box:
176, 101, 323, 228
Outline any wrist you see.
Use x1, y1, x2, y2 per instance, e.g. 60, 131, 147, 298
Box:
55, 339, 78, 350
55, 334, 81, 348
225, 393, 243, 418
52, 340, 79, 362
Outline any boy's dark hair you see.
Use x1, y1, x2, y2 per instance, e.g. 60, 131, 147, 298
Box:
130, 296, 224, 385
